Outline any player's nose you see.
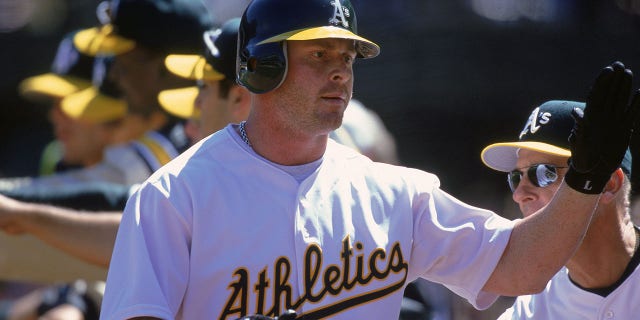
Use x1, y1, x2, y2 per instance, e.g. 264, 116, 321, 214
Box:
511, 179, 539, 205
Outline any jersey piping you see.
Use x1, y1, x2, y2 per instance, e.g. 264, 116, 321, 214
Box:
131, 131, 181, 172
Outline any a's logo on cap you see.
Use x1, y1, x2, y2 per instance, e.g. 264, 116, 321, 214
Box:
96, 0, 114, 25
52, 37, 80, 75
203, 29, 222, 58
519, 107, 552, 139
329, 0, 350, 28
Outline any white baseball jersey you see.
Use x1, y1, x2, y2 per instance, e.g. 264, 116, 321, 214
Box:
498, 263, 640, 320
101, 124, 515, 320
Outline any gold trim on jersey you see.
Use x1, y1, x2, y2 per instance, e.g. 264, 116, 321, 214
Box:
136, 136, 173, 169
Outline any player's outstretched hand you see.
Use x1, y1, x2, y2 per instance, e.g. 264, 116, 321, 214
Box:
235, 310, 297, 320
565, 61, 640, 194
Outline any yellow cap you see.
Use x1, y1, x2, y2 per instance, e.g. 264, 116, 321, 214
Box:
164, 54, 225, 81
19, 73, 92, 101
61, 86, 127, 123
73, 24, 136, 56
158, 87, 199, 119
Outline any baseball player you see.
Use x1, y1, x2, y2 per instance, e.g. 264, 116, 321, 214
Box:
17, 30, 129, 177
158, 18, 252, 143
481, 100, 640, 319
99, 0, 640, 319
0, 31, 128, 320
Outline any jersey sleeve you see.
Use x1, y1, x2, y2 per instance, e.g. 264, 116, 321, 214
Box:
410, 184, 515, 310
100, 178, 192, 320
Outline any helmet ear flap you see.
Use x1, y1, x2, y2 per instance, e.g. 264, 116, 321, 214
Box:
237, 42, 287, 94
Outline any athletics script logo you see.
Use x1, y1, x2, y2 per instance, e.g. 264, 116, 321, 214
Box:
219, 236, 409, 319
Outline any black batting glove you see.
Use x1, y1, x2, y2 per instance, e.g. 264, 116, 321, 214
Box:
565, 61, 640, 194
630, 92, 640, 197
235, 310, 297, 320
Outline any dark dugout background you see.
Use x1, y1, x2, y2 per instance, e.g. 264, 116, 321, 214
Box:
351, 0, 640, 219
0, 0, 639, 316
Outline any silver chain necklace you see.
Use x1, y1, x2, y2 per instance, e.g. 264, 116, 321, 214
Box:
239, 121, 251, 147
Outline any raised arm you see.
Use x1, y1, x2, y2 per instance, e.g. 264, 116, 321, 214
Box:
483, 61, 640, 295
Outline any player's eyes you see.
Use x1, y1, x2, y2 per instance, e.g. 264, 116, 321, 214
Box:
312, 51, 325, 58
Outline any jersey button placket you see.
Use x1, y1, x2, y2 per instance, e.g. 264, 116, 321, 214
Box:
294, 190, 314, 314
603, 310, 614, 319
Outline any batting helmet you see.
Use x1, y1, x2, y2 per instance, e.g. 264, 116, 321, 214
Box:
237, 0, 380, 94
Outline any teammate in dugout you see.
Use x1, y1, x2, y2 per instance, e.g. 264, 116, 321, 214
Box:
480, 100, 640, 319
98, 0, 640, 319
0, 0, 214, 195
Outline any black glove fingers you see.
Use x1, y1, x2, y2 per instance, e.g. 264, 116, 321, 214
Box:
609, 67, 633, 119
585, 65, 616, 120
626, 89, 640, 132
597, 65, 627, 119
610, 60, 626, 71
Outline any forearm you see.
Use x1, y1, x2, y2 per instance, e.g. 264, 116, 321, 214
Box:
15, 202, 121, 267
483, 183, 599, 295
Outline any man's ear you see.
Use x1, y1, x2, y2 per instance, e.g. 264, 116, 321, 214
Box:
229, 85, 252, 120
600, 168, 625, 204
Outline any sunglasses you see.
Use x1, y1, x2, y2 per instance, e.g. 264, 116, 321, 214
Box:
507, 164, 567, 192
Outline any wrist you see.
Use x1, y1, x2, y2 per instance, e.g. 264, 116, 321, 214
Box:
564, 167, 610, 194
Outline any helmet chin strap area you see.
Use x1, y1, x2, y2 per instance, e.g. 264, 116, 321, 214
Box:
237, 41, 288, 94
271, 41, 289, 92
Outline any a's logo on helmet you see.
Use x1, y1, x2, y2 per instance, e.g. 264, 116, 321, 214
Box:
329, 0, 350, 28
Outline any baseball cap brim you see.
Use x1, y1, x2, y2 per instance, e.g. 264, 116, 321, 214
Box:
158, 87, 199, 119
19, 74, 92, 100
258, 26, 380, 58
74, 25, 136, 56
481, 142, 571, 172
164, 55, 225, 81
61, 87, 127, 123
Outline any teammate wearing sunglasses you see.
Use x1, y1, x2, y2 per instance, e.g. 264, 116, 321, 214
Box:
481, 100, 640, 319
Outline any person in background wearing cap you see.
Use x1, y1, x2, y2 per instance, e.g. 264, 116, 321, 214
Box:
0, 0, 212, 317
17, 31, 129, 177
0, 0, 214, 196
0, 17, 240, 320
99, 0, 639, 318
0, 17, 250, 320
0, 17, 244, 279
159, 18, 252, 143
73, 0, 213, 148
480, 100, 640, 319
0, 33, 134, 320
